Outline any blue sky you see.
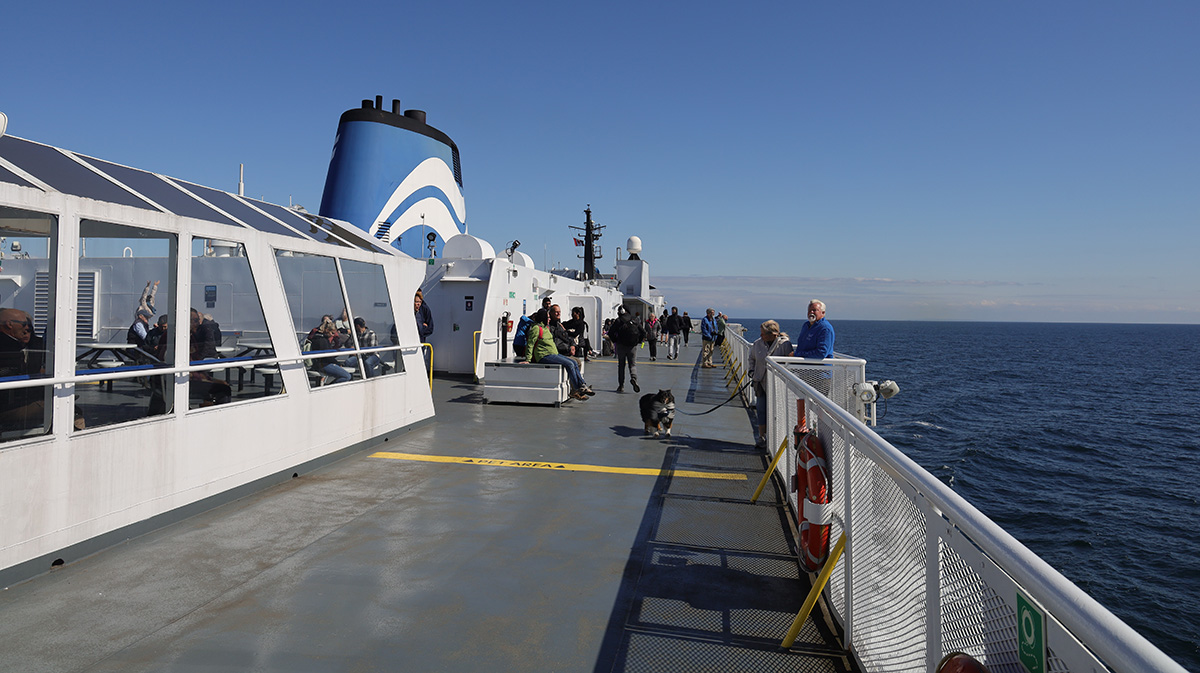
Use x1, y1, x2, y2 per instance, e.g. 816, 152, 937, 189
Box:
2, 1, 1196, 323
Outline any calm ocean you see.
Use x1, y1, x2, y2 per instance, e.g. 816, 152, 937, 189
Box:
744, 319, 1200, 670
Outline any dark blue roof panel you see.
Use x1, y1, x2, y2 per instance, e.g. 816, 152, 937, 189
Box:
78, 156, 240, 227
170, 181, 308, 240
0, 162, 37, 189
0, 137, 155, 211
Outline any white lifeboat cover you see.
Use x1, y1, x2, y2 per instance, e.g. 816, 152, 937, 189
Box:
442, 234, 496, 260
509, 251, 535, 268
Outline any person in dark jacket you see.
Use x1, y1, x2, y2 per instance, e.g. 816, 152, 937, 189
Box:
664, 306, 687, 360
548, 304, 576, 358
189, 309, 221, 361
607, 307, 644, 393
415, 291, 434, 373
414, 291, 434, 343
562, 306, 591, 362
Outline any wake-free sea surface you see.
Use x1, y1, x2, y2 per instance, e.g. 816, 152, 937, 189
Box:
746, 320, 1200, 670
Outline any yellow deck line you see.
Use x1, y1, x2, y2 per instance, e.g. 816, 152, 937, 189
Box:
370, 451, 746, 480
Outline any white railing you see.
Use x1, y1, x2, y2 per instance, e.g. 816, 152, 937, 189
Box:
724, 327, 1185, 673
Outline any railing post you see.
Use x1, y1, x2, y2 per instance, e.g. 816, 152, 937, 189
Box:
840, 422, 854, 650
922, 498, 944, 672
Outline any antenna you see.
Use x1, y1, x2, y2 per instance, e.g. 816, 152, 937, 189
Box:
238, 164, 245, 197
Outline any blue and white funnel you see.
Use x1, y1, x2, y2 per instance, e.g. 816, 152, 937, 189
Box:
318, 97, 466, 255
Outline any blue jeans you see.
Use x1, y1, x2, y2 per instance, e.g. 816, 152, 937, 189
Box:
321, 362, 352, 384
539, 353, 586, 390
345, 354, 383, 378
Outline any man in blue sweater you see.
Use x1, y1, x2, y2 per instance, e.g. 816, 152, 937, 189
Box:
699, 308, 719, 368
793, 300, 834, 359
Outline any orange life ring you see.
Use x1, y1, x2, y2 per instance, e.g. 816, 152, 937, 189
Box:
797, 430, 830, 571
936, 652, 991, 673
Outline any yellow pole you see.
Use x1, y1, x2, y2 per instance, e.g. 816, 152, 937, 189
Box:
733, 367, 747, 394
422, 343, 433, 389
781, 532, 847, 648
751, 436, 790, 503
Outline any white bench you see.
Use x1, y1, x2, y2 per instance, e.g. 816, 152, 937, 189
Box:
483, 361, 571, 406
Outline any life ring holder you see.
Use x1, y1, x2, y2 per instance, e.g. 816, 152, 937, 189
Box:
795, 399, 834, 572
936, 652, 992, 673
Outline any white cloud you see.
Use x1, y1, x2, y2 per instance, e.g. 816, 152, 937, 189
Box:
651, 275, 1200, 324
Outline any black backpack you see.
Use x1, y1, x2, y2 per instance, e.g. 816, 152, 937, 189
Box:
613, 318, 642, 346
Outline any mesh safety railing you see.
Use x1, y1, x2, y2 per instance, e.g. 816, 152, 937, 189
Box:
724, 326, 1185, 673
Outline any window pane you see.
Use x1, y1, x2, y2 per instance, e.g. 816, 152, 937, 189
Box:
189, 240, 276, 408
0, 207, 56, 442
341, 259, 403, 377
76, 220, 176, 429
276, 251, 360, 388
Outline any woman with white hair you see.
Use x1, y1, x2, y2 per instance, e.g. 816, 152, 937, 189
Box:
748, 319, 793, 448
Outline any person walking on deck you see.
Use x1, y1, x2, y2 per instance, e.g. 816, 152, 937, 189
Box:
608, 306, 644, 393
700, 309, 718, 368
645, 314, 658, 361
664, 306, 686, 360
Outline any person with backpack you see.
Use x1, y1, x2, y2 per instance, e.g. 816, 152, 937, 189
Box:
512, 314, 535, 360
607, 306, 644, 393
527, 309, 594, 400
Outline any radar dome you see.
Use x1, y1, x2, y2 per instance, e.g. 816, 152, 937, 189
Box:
626, 236, 642, 255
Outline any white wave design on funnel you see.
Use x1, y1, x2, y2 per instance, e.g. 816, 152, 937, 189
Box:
369, 157, 466, 244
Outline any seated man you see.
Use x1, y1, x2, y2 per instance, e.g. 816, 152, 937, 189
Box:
127, 308, 153, 347
0, 308, 49, 433
188, 308, 231, 405
348, 317, 385, 377
527, 309, 594, 401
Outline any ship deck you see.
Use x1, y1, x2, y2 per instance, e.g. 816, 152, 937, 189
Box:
0, 343, 853, 672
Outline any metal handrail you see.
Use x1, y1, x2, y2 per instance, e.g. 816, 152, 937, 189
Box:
768, 360, 1186, 672
722, 323, 1186, 673
0, 344, 420, 392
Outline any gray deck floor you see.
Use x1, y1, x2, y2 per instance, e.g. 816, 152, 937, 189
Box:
0, 343, 852, 672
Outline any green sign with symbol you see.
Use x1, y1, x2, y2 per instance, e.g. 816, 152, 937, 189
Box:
1017, 591, 1045, 673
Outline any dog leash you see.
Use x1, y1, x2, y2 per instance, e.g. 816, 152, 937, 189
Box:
678, 381, 751, 416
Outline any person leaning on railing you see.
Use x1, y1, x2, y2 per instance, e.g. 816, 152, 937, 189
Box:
793, 300, 834, 359
793, 300, 835, 398
749, 320, 793, 448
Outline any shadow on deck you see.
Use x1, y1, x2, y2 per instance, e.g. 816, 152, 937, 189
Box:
592, 401, 854, 671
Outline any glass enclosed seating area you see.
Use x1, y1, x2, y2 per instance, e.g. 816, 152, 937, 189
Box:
0, 204, 408, 444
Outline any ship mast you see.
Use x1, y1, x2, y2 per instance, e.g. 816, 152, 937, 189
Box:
569, 205, 604, 280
